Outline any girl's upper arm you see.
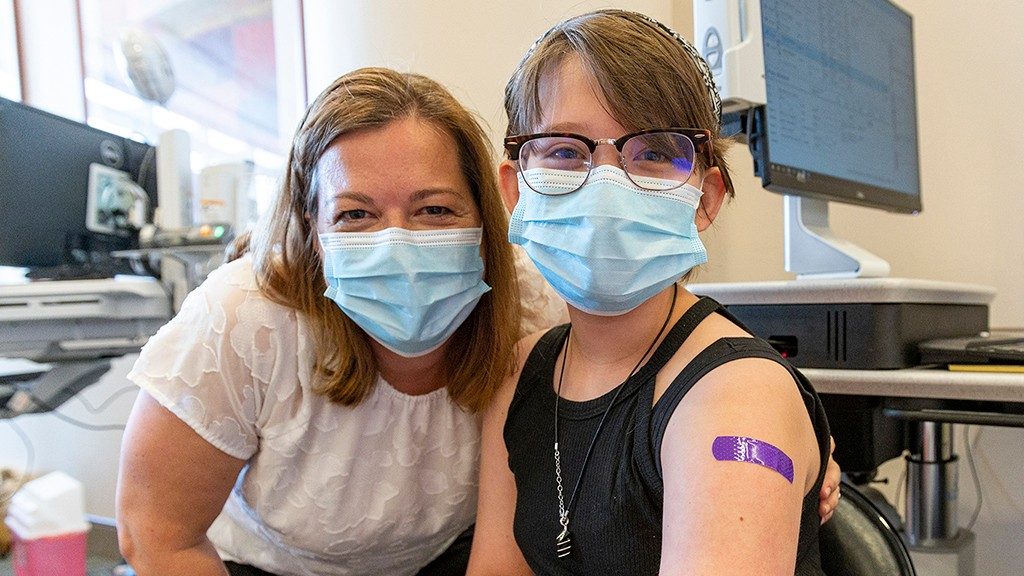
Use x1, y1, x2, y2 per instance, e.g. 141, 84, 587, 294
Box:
658, 358, 820, 576
467, 335, 540, 576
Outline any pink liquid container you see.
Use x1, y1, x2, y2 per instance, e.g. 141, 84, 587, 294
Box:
4, 471, 89, 576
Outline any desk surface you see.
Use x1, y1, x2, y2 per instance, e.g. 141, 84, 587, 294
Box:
803, 366, 1024, 403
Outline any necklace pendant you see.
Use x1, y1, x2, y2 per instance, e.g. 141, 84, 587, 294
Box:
556, 526, 573, 558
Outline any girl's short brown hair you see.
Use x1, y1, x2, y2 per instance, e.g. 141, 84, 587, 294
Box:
504, 9, 735, 197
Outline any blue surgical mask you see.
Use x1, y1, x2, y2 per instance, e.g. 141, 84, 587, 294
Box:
509, 165, 707, 315
320, 227, 491, 357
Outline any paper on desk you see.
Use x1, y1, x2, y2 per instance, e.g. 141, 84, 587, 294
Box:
948, 363, 1024, 373
0, 357, 51, 379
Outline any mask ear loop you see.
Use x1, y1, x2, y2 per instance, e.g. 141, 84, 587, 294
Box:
694, 170, 713, 225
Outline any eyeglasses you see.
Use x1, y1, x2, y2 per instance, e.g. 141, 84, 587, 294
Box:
504, 128, 713, 195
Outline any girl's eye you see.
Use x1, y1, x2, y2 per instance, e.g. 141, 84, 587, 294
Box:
638, 149, 670, 162
550, 146, 583, 160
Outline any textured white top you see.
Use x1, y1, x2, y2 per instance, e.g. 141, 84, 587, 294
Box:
128, 248, 566, 576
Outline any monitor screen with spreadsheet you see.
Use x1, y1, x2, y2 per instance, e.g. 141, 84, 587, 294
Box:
757, 0, 921, 213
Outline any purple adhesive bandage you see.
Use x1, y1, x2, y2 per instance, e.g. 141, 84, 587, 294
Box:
712, 436, 794, 483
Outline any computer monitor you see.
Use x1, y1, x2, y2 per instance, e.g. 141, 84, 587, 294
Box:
695, 0, 921, 278
0, 97, 158, 270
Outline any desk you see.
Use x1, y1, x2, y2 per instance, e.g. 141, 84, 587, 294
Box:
112, 245, 226, 313
804, 366, 1024, 426
804, 366, 1024, 575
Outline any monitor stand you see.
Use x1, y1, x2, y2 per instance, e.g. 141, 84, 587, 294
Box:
784, 195, 890, 279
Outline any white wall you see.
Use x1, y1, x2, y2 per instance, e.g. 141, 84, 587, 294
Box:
14, 0, 85, 119
0, 354, 139, 517
302, 0, 676, 157
304, 0, 1022, 326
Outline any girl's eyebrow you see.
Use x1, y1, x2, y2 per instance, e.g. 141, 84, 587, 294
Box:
541, 122, 589, 134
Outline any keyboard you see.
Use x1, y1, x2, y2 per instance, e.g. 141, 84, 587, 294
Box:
918, 332, 1024, 365
24, 262, 128, 281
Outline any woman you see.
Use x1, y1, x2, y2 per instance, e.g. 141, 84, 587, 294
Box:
470, 10, 833, 575
114, 67, 563, 576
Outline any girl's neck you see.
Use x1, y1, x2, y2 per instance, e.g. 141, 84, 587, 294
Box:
568, 287, 696, 359
372, 342, 448, 396
559, 285, 697, 399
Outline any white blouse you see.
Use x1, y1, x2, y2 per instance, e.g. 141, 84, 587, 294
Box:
128, 248, 566, 576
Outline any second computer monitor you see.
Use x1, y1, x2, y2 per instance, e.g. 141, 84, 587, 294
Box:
0, 97, 158, 269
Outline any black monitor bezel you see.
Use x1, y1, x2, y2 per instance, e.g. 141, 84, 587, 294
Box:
737, 104, 922, 215
0, 96, 158, 268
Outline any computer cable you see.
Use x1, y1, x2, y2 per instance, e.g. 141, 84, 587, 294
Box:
894, 459, 907, 520
963, 425, 984, 532
136, 145, 156, 191
70, 384, 139, 415
22, 394, 126, 432
973, 426, 1024, 517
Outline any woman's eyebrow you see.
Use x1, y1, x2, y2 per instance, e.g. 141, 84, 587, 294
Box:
330, 190, 377, 205
409, 188, 469, 203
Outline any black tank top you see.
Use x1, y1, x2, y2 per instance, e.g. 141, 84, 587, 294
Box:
504, 298, 831, 575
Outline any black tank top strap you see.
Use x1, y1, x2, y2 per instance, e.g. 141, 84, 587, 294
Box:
508, 324, 571, 415
631, 296, 722, 383
651, 334, 827, 477
531, 323, 571, 363
649, 337, 811, 478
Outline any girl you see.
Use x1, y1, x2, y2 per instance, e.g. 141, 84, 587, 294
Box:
470, 10, 832, 575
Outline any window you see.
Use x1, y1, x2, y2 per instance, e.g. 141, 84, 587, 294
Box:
0, 0, 19, 100
78, 0, 306, 221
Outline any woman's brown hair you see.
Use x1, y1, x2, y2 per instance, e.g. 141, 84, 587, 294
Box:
231, 67, 520, 412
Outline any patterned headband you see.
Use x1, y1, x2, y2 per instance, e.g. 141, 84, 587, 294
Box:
517, 9, 723, 125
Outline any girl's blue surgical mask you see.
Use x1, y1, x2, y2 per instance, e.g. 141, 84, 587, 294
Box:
509, 165, 707, 315
320, 227, 490, 357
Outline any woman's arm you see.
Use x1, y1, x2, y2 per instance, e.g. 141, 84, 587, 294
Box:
466, 337, 540, 576
116, 391, 247, 576
659, 358, 822, 576
820, 437, 840, 524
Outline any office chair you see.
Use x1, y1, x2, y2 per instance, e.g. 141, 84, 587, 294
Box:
819, 480, 917, 576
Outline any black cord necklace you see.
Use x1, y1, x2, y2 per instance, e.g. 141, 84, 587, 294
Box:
553, 283, 678, 559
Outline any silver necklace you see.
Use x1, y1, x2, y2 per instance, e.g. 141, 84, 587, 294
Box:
553, 284, 677, 559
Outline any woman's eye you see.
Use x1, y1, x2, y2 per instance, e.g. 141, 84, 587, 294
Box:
422, 206, 452, 216
338, 209, 368, 221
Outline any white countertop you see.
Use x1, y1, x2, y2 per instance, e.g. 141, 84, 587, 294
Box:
801, 366, 1024, 403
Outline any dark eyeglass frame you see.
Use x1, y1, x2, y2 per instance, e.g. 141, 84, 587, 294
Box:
504, 127, 715, 168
